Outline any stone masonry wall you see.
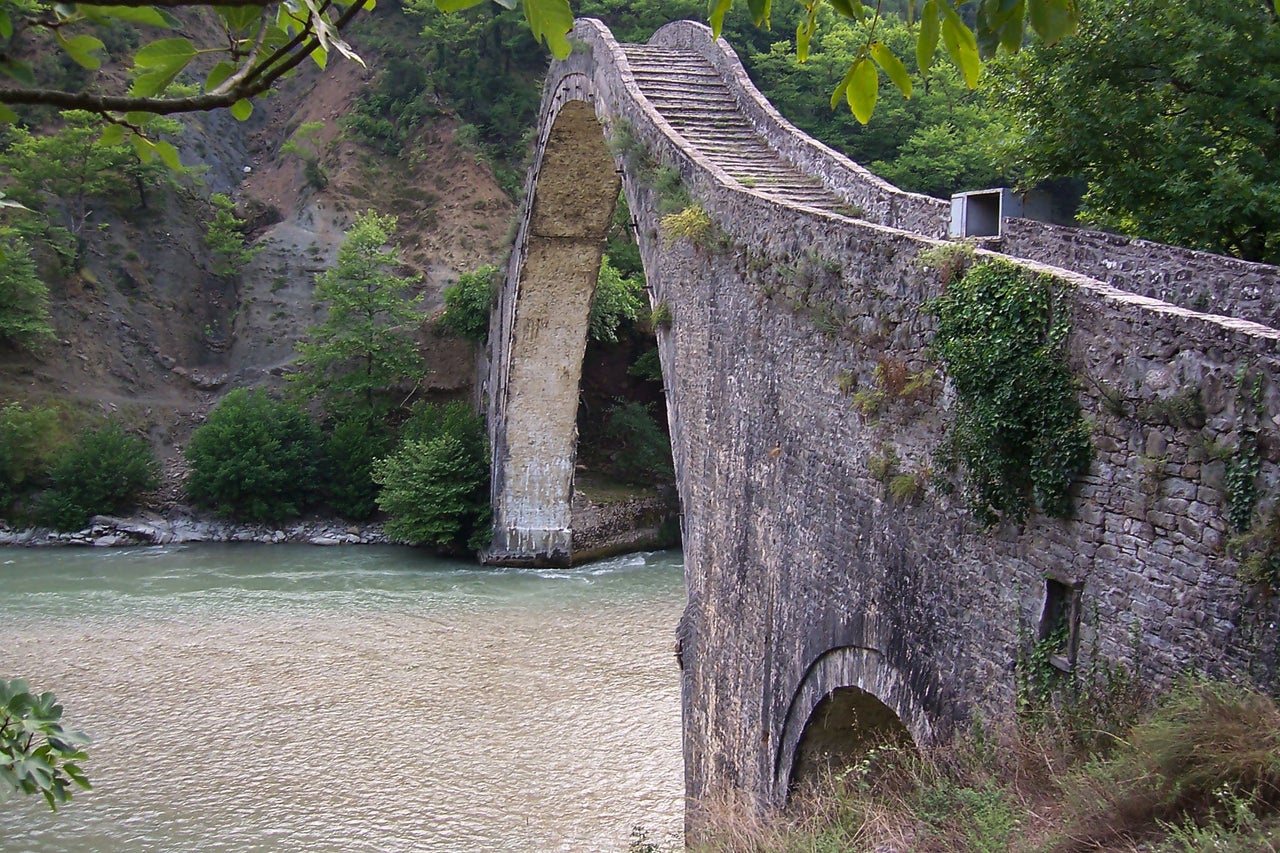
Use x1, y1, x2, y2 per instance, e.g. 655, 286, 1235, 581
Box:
1002, 217, 1280, 329
493, 17, 1280, 818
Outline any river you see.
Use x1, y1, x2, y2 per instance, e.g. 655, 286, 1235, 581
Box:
0, 545, 686, 852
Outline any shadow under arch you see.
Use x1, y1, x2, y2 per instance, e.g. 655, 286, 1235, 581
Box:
483, 81, 623, 567
774, 646, 934, 797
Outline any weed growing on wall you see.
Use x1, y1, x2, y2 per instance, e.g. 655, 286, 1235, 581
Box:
929, 258, 1091, 525
661, 205, 715, 249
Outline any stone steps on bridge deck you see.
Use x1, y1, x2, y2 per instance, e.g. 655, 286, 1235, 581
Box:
621, 43, 853, 215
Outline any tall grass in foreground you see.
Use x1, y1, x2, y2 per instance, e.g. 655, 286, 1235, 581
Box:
672, 678, 1280, 853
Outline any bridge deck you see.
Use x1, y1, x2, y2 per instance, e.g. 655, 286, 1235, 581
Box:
622, 45, 853, 215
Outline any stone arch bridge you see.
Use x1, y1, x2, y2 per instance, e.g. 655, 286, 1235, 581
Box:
481, 18, 1280, 818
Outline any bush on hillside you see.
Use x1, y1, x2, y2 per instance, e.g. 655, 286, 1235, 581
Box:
0, 402, 64, 512
185, 389, 322, 523
36, 422, 158, 531
438, 265, 497, 342
373, 401, 490, 550
323, 415, 392, 521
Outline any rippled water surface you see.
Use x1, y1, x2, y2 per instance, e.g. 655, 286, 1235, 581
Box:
0, 545, 686, 852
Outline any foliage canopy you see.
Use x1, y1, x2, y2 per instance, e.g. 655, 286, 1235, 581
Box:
0, 0, 1079, 136
36, 421, 159, 531
373, 401, 491, 550
991, 0, 1280, 264
291, 210, 425, 420
185, 388, 323, 522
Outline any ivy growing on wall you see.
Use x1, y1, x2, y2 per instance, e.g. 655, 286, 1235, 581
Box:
929, 257, 1092, 525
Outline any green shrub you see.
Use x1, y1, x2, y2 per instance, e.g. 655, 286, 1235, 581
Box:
374, 401, 489, 550
628, 348, 663, 384
185, 389, 323, 523
323, 415, 392, 521
0, 230, 56, 350
439, 265, 498, 342
36, 422, 158, 531
0, 402, 64, 511
601, 401, 673, 485
589, 255, 645, 343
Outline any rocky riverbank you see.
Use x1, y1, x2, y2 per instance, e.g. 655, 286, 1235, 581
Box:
0, 511, 393, 548
0, 484, 681, 557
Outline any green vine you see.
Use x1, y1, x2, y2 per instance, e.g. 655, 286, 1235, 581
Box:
1225, 431, 1260, 534
929, 258, 1092, 525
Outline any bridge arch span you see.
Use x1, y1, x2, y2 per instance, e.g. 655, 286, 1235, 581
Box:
484, 12, 1280, 834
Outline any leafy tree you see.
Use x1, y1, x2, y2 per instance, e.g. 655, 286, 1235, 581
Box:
292, 211, 426, 420
0, 230, 55, 349
373, 401, 490, 550
35, 422, 159, 531
0, 678, 91, 811
205, 193, 260, 278
185, 388, 323, 523
322, 414, 393, 520
744, 10, 1010, 197
589, 254, 644, 343
279, 120, 328, 188
991, 0, 1280, 264
0, 402, 63, 511
439, 264, 497, 342
0, 112, 138, 247
600, 400, 673, 484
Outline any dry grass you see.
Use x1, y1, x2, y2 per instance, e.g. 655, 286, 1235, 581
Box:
679, 680, 1280, 853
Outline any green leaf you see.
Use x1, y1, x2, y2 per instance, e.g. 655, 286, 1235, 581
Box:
745, 0, 770, 28
1026, 0, 1075, 45
434, 0, 485, 10
0, 104, 18, 125
130, 134, 157, 163
870, 41, 911, 98
941, 3, 980, 88
230, 98, 253, 120
56, 33, 105, 70
132, 37, 196, 69
79, 5, 176, 27
98, 124, 126, 146
707, 0, 732, 37
522, 0, 573, 59
217, 5, 262, 32
204, 60, 237, 92
0, 58, 36, 86
153, 140, 182, 170
796, 2, 818, 62
917, 0, 940, 76
0, 9, 11, 39
845, 57, 877, 124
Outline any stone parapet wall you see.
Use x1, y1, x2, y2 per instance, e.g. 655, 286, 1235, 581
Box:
1001, 217, 1280, 330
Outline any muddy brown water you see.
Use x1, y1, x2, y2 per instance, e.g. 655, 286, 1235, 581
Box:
0, 545, 685, 852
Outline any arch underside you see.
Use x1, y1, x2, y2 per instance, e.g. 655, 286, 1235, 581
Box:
774, 646, 933, 798
485, 94, 621, 566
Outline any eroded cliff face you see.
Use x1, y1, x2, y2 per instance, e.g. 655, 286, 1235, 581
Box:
0, 45, 516, 474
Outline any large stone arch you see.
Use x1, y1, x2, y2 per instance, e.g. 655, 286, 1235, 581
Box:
483, 78, 623, 567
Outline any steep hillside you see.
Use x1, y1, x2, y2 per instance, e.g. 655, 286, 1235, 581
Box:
0, 40, 517, 467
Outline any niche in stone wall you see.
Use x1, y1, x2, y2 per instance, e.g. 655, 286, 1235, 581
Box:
1038, 578, 1083, 672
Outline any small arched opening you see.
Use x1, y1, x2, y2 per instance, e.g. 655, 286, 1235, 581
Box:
789, 685, 915, 791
